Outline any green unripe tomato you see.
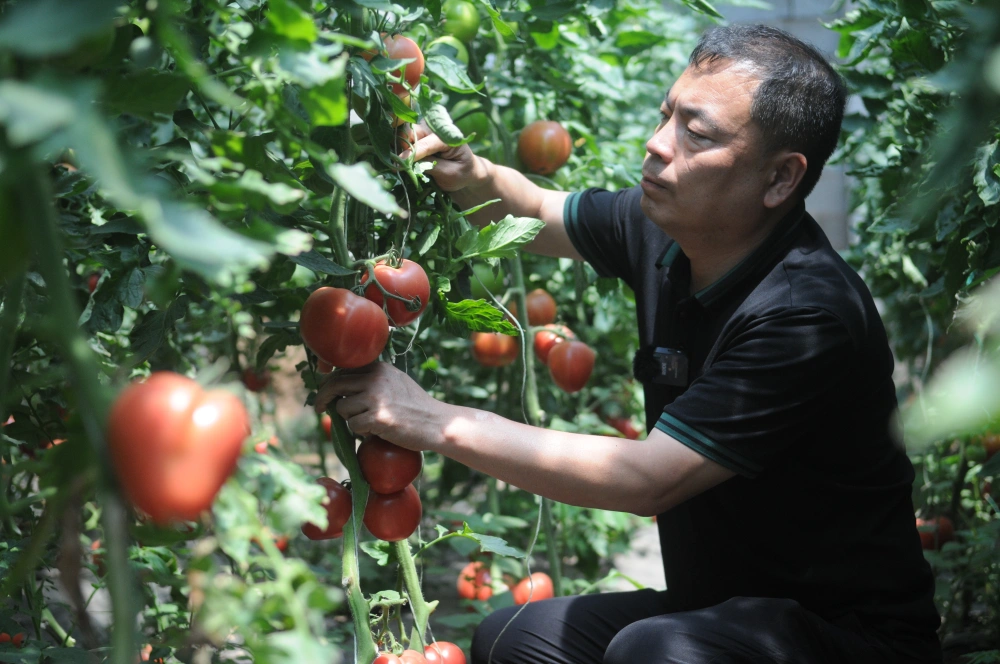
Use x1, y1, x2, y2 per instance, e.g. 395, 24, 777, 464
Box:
470, 262, 505, 299
426, 36, 469, 65
443, 0, 481, 43
452, 100, 490, 141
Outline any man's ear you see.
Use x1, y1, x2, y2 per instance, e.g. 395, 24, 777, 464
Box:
763, 152, 808, 209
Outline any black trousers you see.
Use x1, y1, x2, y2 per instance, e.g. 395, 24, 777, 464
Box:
470, 590, 902, 664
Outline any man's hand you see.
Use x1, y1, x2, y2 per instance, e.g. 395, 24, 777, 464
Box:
314, 363, 451, 451
400, 122, 489, 193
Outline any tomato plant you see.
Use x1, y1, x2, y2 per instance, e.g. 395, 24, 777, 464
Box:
300, 287, 390, 368
547, 341, 596, 393
107, 372, 250, 524
426, 36, 469, 65
302, 478, 353, 540
361, 259, 431, 327
358, 435, 423, 495
471, 331, 519, 367
424, 641, 466, 664
363, 484, 422, 542
518, 121, 573, 175
526, 288, 557, 326
384, 34, 425, 94
512, 572, 555, 605
456, 561, 492, 600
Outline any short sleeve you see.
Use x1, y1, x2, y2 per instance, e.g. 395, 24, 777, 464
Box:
656, 308, 855, 479
563, 187, 638, 285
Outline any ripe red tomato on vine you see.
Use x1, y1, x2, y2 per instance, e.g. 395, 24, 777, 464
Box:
374, 654, 403, 664
533, 324, 575, 365
384, 34, 424, 94
518, 121, 572, 174
547, 340, 596, 393
363, 484, 422, 541
916, 516, 954, 550
300, 287, 389, 369
242, 367, 270, 392
526, 288, 557, 325
301, 477, 353, 540
400, 650, 428, 664
107, 372, 250, 524
361, 259, 431, 326
424, 642, 466, 664
512, 572, 555, 604
358, 435, 423, 495
471, 331, 518, 367
456, 561, 492, 600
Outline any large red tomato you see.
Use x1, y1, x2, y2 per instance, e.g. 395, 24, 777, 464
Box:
363, 484, 422, 541
358, 435, 423, 495
242, 367, 270, 392
547, 341, 596, 393
533, 324, 575, 365
456, 561, 492, 600
518, 121, 572, 175
400, 650, 427, 664
302, 477, 353, 540
471, 332, 518, 367
299, 287, 389, 368
361, 259, 431, 326
423, 642, 466, 664
384, 34, 424, 94
374, 654, 402, 664
512, 572, 555, 604
107, 372, 250, 524
526, 289, 556, 325
916, 516, 954, 550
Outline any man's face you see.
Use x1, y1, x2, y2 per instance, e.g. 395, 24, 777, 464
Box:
640, 61, 772, 238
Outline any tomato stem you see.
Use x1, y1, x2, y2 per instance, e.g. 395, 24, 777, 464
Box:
327, 411, 378, 662
0, 270, 25, 419
394, 539, 437, 648
511, 254, 564, 597
17, 149, 138, 664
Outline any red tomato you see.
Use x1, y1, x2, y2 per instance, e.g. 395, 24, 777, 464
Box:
300, 287, 389, 369
361, 259, 431, 326
400, 650, 428, 664
242, 367, 270, 392
107, 372, 250, 524
384, 34, 425, 94
254, 440, 269, 454
518, 121, 572, 174
302, 477, 353, 540
274, 535, 289, 552
0, 633, 8, 644
916, 516, 954, 550
607, 417, 641, 440
91, 539, 106, 576
317, 359, 334, 374
526, 289, 556, 326
533, 325, 575, 365
512, 572, 555, 604
358, 436, 423, 495
471, 332, 518, 367
424, 642, 466, 664
547, 341, 596, 393
11, 633, 25, 648
364, 484, 422, 541
87, 272, 100, 293
984, 433, 1000, 460
374, 654, 402, 664
456, 561, 492, 600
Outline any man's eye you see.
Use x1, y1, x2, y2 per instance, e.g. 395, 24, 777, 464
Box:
687, 128, 708, 141
657, 111, 669, 125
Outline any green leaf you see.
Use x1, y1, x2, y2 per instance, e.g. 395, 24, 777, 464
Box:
424, 55, 482, 93
0, 0, 118, 57
266, 0, 318, 43
326, 163, 405, 217
975, 142, 1000, 206
360, 541, 392, 565
456, 216, 545, 261
424, 104, 470, 147
677, 0, 725, 19
103, 72, 190, 117
288, 250, 354, 277
0, 81, 76, 146
129, 297, 188, 365
414, 225, 442, 256
299, 79, 348, 126
442, 298, 519, 336
461, 527, 524, 558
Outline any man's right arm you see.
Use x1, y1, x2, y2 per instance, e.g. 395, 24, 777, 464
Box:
402, 124, 583, 260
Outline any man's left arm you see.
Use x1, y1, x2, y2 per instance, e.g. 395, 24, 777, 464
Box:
317, 363, 735, 516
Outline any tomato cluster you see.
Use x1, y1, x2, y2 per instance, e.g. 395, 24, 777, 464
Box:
302, 478, 354, 540
359, 436, 423, 542
375, 642, 466, 664
0, 632, 26, 648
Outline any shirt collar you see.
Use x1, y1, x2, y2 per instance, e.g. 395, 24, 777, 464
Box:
656, 200, 807, 306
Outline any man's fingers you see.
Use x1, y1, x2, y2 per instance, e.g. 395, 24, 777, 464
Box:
313, 371, 371, 413
335, 394, 370, 421
399, 131, 449, 162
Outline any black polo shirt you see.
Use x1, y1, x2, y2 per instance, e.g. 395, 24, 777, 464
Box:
563, 185, 942, 661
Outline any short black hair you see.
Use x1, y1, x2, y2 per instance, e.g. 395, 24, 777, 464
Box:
689, 24, 847, 199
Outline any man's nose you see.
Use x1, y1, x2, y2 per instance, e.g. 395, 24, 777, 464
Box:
645, 120, 675, 163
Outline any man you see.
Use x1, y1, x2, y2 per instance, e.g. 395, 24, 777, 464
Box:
318, 24, 942, 664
